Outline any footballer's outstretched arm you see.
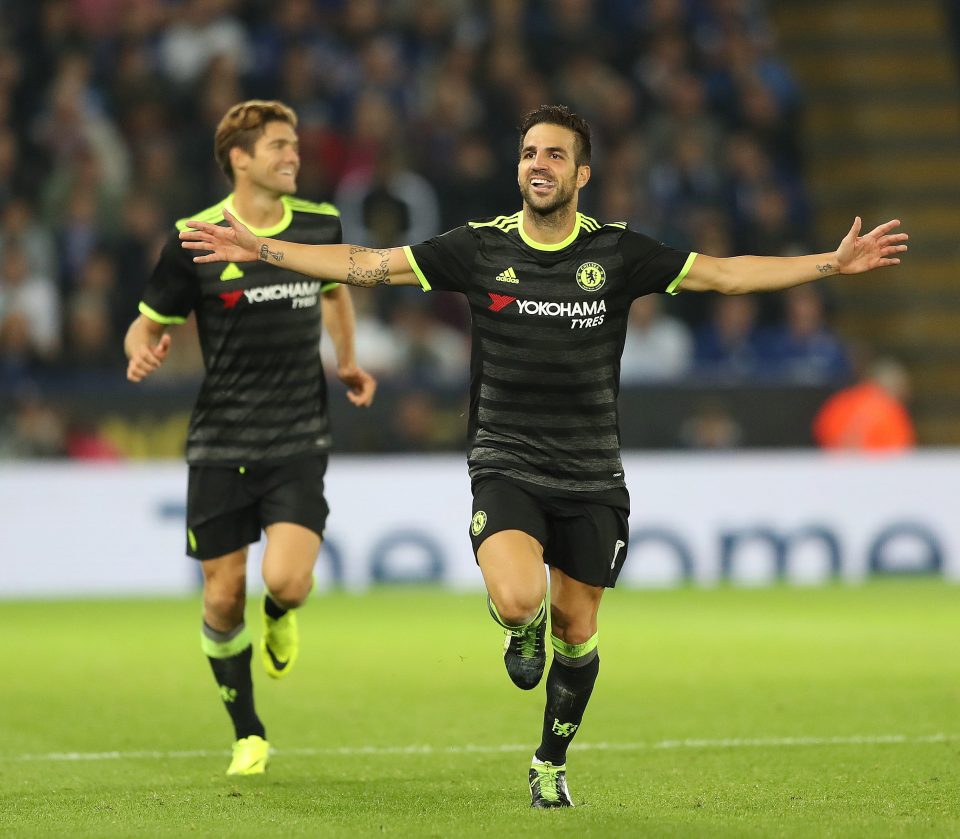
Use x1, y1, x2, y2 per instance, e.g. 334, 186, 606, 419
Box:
680, 217, 908, 295
179, 208, 421, 287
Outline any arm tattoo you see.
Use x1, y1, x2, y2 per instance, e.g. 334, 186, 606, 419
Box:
816, 262, 833, 274
258, 243, 284, 263
347, 246, 392, 286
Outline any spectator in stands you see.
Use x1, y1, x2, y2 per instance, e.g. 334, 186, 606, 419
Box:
693, 294, 769, 379
439, 134, 517, 233
0, 310, 38, 388
0, 126, 30, 205
680, 399, 744, 449
0, 196, 57, 280
646, 71, 723, 170
647, 130, 725, 241
157, 0, 251, 87
813, 355, 915, 451
722, 132, 808, 254
32, 52, 130, 204
633, 28, 695, 113
132, 140, 197, 224
390, 296, 469, 387
418, 49, 486, 178
113, 193, 166, 332
52, 183, 106, 294
337, 89, 402, 180
768, 284, 851, 383
0, 388, 67, 458
0, 238, 61, 362
245, 0, 324, 96
737, 182, 809, 258
63, 288, 122, 373
336, 149, 440, 248
321, 290, 403, 380
620, 294, 693, 383
386, 389, 463, 452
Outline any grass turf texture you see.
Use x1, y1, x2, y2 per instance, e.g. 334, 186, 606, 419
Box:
2, 580, 958, 838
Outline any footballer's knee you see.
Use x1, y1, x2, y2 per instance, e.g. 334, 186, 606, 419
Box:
203, 581, 246, 628
488, 588, 546, 627
263, 569, 313, 609
549, 606, 596, 646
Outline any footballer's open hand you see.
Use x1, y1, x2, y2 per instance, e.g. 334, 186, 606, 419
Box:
835, 217, 909, 275
180, 208, 260, 264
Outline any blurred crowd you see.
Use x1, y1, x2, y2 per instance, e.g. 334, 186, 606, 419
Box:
0, 0, 873, 456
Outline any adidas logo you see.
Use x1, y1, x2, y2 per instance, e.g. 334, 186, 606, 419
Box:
220, 262, 245, 282
495, 267, 519, 284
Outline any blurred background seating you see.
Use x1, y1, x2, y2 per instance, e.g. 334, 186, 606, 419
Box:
0, 0, 957, 458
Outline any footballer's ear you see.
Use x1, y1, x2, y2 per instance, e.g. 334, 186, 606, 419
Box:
229, 145, 250, 176
577, 164, 591, 189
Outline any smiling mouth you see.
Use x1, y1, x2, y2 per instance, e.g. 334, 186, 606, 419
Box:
529, 179, 554, 191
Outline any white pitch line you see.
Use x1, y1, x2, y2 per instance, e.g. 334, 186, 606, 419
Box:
11, 733, 957, 764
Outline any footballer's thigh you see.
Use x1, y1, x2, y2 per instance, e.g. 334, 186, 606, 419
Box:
472, 477, 549, 624
257, 453, 329, 607
478, 529, 548, 622
261, 522, 321, 607
548, 566, 604, 645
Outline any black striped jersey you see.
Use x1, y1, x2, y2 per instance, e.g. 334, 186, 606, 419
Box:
405, 210, 696, 493
140, 194, 341, 466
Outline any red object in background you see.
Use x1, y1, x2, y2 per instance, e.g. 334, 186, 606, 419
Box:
66, 429, 123, 461
813, 382, 915, 451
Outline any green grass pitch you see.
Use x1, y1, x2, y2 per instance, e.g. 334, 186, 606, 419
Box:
2, 580, 958, 838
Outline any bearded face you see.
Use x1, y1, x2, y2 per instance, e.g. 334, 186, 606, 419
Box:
517, 123, 588, 218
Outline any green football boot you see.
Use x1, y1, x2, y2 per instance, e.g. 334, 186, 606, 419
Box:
226, 735, 270, 775
260, 596, 299, 679
492, 597, 547, 690
529, 758, 574, 808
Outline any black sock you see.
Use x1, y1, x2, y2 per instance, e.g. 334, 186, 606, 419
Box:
535, 650, 599, 765
263, 594, 288, 620
202, 622, 265, 741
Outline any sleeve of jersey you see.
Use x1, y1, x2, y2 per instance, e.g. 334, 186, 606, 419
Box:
139, 233, 200, 324
402, 226, 478, 293
620, 229, 698, 299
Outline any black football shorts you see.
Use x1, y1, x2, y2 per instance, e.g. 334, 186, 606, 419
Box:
185, 455, 329, 560
469, 476, 630, 588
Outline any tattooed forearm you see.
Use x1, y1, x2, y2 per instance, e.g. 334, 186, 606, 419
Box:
258, 243, 284, 263
816, 262, 833, 275
347, 246, 392, 286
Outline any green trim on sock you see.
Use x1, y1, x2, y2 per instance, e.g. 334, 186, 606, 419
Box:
202, 625, 252, 659
551, 632, 598, 660
487, 596, 545, 630
532, 756, 566, 771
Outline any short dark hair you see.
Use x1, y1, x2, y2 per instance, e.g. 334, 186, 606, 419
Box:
518, 105, 592, 167
214, 100, 298, 183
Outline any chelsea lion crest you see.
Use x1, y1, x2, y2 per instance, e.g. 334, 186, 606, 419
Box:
576, 262, 606, 292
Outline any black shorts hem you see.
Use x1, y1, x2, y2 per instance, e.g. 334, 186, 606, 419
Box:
185, 456, 329, 560
469, 476, 630, 588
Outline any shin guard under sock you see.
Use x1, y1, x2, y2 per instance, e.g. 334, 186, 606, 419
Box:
535, 633, 599, 765
201, 621, 265, 740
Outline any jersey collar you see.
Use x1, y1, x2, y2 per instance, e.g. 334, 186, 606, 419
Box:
517, 210, 583, 251
223, 194, 293, 237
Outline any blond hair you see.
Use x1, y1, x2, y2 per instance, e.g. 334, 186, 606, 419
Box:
214, 100, 298, 183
